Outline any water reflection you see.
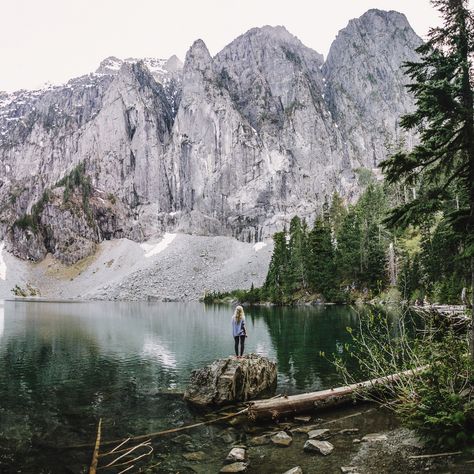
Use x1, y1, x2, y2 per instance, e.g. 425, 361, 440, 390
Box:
0, 304, 4, 338
0, 301, 403, 472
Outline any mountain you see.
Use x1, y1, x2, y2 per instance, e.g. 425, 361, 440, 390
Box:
0, 10, 421, 264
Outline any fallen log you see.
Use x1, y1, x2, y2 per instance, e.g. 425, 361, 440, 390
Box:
247, 366, 427, 421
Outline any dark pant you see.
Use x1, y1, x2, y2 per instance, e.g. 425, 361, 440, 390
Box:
234, 335, 245, 356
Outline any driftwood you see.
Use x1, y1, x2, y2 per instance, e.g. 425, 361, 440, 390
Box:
247, 367, 427, 421
89, 418, 101, 474
411, 304, 469, 319
65, 408, 249, 450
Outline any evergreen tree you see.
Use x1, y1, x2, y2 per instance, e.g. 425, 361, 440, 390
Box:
307, 216, 335, 297
329, 191, 347, 237
264, 231, 288, 301
380, 1, 474, 354
335, 207, 362, 287
287, 216, 307, 291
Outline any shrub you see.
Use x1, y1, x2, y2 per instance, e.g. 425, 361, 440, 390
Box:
334, 309, 474, 448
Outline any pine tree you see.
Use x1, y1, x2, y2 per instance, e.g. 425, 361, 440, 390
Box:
287, 216, 306, 292
329, 191, 347, 237
264, 231, 288, 302
336, 207, 362, 287
307, 216, 336, 297
380, 0, 474, 355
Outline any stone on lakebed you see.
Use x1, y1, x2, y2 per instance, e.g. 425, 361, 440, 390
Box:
271, 430, 293, 447
225, 447, 246, 463
220, 462, 248, 473
283, 467, 303, 474
304, 439, 334, 455
184, 354, 277, 406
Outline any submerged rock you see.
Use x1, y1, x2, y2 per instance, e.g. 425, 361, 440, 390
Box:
249, 434, 270, 446
303, 439, 334, 455
283, 468, 303, 474
225, 447, 246, 463
182, 451, 206, 461
220, 462, 248, 473
184, 354, 277, 406
271, 431, 293, 447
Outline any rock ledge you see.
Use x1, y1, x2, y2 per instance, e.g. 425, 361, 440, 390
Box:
184, 354, 277, 406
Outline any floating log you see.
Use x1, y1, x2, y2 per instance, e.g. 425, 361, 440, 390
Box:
247, 367, 427, 421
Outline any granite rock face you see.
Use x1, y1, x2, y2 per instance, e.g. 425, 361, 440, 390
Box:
183, 354, 277, 406
323, 9, 422, 169
0, 10, 421, 262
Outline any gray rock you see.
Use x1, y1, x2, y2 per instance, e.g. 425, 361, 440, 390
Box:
291, 424, 321, 434
283, 468, 303, 474
303, 439, 334, 455
184, 354, 277, 406
225, 447, 246, 463
271, 430, 293, 447
307, 429, 330, 440
340, 468, 359, 474
220, 462, 248, 473
219, 431, 236, 444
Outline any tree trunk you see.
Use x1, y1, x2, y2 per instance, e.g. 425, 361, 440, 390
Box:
247, 367, 427, 421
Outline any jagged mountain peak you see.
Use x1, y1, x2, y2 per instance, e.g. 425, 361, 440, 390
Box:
95, 55, 183, 87
218, 24, 323, 63
244, 24, 294, 41
339, 8, 417, 42
361, 8, 411, 24
184, 39, 213, 75
164, 55, 184, 73
96, 56, 123, 75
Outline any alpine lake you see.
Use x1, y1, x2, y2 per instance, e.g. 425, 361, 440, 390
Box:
0, 301, 417, 473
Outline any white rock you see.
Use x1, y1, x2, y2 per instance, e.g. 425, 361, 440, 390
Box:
283, 467, 303, 474
271, 431, 293, 447
303, 439, 334, 455
225, 447, 246, 463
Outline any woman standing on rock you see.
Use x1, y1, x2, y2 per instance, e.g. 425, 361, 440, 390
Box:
232, 306, 247, 358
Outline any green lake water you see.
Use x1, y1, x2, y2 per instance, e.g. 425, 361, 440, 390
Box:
0, 301, 391, 473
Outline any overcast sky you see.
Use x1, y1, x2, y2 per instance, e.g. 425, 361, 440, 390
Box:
0, 0, 452, 92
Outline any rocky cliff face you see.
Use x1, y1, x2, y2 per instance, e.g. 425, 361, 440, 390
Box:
0, 9, 421, 263
323, 9, 422, 168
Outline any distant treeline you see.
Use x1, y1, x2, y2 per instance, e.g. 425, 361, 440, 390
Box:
204, 171, 470, 305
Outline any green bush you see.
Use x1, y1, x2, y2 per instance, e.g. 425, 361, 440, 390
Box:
398, 332, 474, 447
335, 310, 474, 448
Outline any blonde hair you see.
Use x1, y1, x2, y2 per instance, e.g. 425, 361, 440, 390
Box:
233, 305, 245, 322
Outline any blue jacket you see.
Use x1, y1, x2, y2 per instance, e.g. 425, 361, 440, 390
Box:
232, 317, 246, 337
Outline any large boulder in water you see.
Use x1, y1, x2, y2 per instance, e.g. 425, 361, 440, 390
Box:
184, 354, 277, 406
